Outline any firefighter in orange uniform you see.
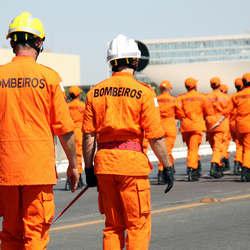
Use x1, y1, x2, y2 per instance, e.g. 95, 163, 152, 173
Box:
230, 78, 244, 175
0, 12, 79, 250
206, 77, 231, 178
231, 73, 250, 181
176, 78, 211, 181
83, 34, 173, 250
157, 80, 177, 184
66, 86, 85, 189
219, 84, 231, 171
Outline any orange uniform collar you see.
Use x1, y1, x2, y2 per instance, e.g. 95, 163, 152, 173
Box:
12, 56, 35, 63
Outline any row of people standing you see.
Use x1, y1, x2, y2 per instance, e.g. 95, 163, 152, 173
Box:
156, 75, 249, 182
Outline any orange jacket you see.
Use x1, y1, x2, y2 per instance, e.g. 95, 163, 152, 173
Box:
157, 92, 177, 136
206, 89, 231, 132
229, 94, 237, 133
83, 71, 164, 176
68, 98, 85, 128
176, 89, 211, 132
231, 86, 250, 133
0, 56, 74, 185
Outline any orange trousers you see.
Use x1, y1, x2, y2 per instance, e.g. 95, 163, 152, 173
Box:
222, 132, 231, 159
182, 132, 202, 169
234, 137, 243, 163
97, 174, 151, 250
158, 135, 176, 171
74, 127, 83, 174
0, 185, 54, 250
207, 131, 224, 165
238, 133, 250, 168
231, 131, 243, 163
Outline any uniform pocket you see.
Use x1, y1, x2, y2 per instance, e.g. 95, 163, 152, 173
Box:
41, 192, 55, 224
136, 178, 151, 215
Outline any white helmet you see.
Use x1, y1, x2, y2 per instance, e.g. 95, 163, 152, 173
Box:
107, 34, 141, 63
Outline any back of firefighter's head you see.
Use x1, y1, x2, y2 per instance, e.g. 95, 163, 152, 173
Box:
219, 84, 228, 94
234, 78, 244, 92
242, 73, 250, 87
107, 34, 141, 72
210, 77, 221, 89
7, 12, 45, 56
160, 80, 172, 93
69, 86, 82, 100
185, 77, 197, 91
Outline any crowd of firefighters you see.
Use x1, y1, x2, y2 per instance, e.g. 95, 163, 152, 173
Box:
155, 75, 249, 183
68, 73, 250, 186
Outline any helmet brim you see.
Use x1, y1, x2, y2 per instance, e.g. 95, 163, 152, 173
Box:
136, 40, 150, 72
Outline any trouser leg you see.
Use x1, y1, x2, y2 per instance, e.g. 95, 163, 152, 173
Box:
0, 185, 54, 250
97, 175, 125, 250
119, 176, 151, 250
97, 175, 151, 250
235, 137, 243, 163
241, 133, 250, 168
22, 185, 54, 250
186, 132, 202, 169
210, 132, 224, 165
0, 186, 24, 250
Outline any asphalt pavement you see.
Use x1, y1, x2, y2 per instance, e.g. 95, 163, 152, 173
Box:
48, 156, 250, 250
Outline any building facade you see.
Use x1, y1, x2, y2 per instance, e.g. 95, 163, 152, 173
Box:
140, 34, 250, 94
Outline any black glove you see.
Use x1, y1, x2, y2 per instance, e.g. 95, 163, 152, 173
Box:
162, 167, 174, 194
85, 167, 97, 187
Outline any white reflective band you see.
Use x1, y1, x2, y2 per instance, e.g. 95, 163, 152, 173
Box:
59, 82, 65, 92
154, 97, 159, 107
107, 51, 141, 62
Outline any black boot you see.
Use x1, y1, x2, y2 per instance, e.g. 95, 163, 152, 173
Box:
241, 167, 250, 182
210, 163, 217, 178
197, 160, 202, 177
217, 166, 224, 178
234, 161, 242, 175
241, 167, 247, 182
210, 163, 223, 178
222, 157, 230, 171
187, 168, 199, 181
157, 170, 165, 185
172, 164, 176, 174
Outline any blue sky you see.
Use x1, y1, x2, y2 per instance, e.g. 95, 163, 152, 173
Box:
0, 0, 250, 84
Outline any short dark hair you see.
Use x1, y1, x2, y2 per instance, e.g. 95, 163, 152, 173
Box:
110, 58, 138, 72
243, 78, 250, 87
10, 32, 43, 54
211, 83, 220, 90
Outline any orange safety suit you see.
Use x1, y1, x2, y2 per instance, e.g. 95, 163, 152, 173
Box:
0, 56, 74, 250
219, 85, 231, 162
176, 89, 211, 169
83, 71, 164, 250
231, 86, 250, 168
206, 89, 231, 165
157, 92, 177, 170
68, 98, 85, 173
230, 98, 243, 164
